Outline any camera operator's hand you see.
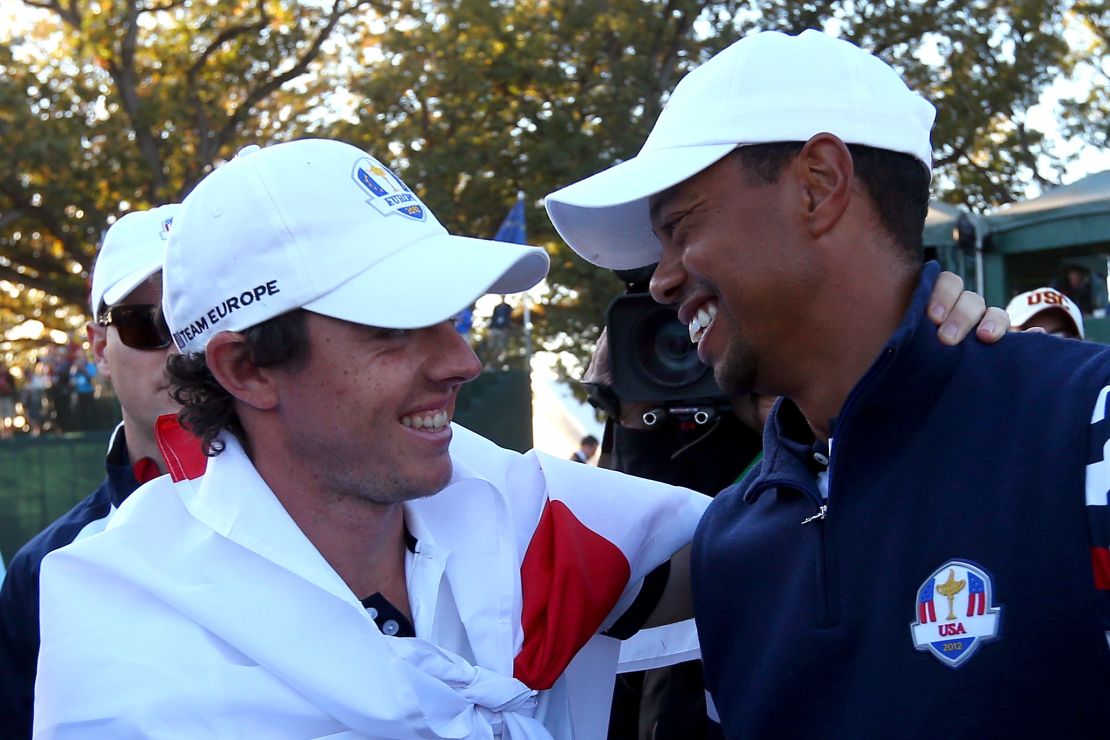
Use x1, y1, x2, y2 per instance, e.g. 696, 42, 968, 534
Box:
581, 328, 657, 429
929, 271, 1010, 345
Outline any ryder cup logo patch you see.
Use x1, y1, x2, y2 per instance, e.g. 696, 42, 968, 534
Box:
351, 157, 426, 222
160, 217, 173, 240
910, 559, 1001, 668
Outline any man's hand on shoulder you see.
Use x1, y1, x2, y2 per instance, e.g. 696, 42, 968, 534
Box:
928, 271, 1010, 346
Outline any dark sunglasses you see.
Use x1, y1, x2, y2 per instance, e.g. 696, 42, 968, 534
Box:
97, 304, 172, 350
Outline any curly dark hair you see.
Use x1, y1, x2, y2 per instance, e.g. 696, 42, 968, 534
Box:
167, 309, 310, 455
732, 141, 930, 263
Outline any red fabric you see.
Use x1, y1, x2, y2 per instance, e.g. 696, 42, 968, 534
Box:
1091, 547, 1110, 590
155, 413, 208, 482
513, 500, 630, 690
131, 457, 163, 485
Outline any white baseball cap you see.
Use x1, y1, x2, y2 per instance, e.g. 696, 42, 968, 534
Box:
164, 139, 550, 353
544, 29, 937, 269
1005, 287, 1084, 339
90, 204, 180, 316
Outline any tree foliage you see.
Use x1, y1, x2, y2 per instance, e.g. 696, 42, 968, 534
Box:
331, 0, 1090, 374
330, 0, 749, 369
2, 0, 1106, 375
1060, 1, 1110, 152
0, 0, 380, 348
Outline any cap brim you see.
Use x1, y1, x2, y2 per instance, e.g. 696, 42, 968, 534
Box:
97, 262, 163, 314
545, 143, 736, 269
304, 233, 549, 329
1009, 305, 1084, 339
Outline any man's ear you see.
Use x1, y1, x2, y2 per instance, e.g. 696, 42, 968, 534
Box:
205, 332, 279, 412
87, 322, 109, 378
793, 133, 854, 239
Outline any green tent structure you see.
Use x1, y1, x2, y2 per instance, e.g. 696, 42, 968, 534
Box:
979, 170, 1110, 341
921, 172, 1110, 343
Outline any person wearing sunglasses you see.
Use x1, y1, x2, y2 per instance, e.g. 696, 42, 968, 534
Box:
0, 203, 180, 740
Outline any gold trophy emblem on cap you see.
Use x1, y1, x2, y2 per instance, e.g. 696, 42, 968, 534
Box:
935, 568, 966, 621
369, 164, 401, 192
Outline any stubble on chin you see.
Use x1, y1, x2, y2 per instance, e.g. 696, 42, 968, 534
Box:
339, 461, 453, 507
713, 337, 759, 400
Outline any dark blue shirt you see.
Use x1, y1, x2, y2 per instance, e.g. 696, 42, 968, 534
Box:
693, 263, 1110, 738
0, 426, 141, 740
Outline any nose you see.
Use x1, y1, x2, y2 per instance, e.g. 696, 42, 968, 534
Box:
649, 244, 686, 305
424, 320, 482, 385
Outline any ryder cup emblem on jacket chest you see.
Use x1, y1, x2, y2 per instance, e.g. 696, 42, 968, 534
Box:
351, 156, 426, 221
910, 559, 1001, 668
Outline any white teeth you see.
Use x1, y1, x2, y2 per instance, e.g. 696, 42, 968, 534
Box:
687, 301, 718, 344
688, 315, 702, 343
401, 410, 449, 430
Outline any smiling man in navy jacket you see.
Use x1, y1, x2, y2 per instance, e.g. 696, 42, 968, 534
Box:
546, 29, 1110, 740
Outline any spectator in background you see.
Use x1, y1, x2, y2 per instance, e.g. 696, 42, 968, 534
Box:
483, 298, 513, 369
0, 364, 17, 439
69, 353, 97, 430
44, 346, 70, 432
1006, 287, 1085, 339
1052, 262, 1096, 315
0, 204, 180, 740
23, 360, 50, 437
570, 434, 599, 463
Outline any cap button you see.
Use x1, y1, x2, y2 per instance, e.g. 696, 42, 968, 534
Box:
236, 144, 261, 157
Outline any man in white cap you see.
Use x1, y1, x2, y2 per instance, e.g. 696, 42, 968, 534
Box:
1006, 286, 1085, 339
0, 204, 180, 739
547, 29, 1110, 738
33, 139, 708, 739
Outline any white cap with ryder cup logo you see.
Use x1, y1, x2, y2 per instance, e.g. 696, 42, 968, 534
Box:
545, 29, 937, 270
90, 203, 180, 316
164, 139, 550, 353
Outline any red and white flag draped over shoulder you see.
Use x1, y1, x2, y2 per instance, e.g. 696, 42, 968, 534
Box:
34, 419, 708, 739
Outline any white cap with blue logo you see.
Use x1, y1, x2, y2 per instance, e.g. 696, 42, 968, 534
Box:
163, 139, 550, 353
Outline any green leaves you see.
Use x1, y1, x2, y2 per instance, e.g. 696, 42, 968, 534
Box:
1, 0, 1105, 376
1, 0, 379, 349
329, 0, 1097, 373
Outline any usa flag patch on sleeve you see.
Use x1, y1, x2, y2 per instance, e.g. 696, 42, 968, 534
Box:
910, 559, 1002, 668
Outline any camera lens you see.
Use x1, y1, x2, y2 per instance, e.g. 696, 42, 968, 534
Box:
631, 306, 712, 388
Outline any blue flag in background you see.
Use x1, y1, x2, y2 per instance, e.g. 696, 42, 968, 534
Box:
494, 192, 527, 245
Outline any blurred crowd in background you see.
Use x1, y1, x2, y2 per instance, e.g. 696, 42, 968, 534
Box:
0, 343, 105, 438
